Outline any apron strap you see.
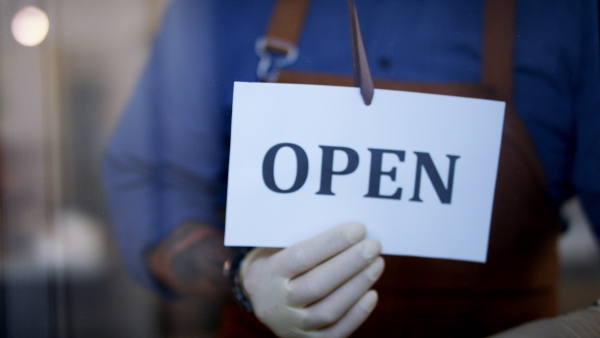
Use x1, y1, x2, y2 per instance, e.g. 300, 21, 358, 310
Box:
481, 0, 517, 102
256, 0, 309, 81
264, 0, 310, 54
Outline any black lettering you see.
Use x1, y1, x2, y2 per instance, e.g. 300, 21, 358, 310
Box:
316, 146, 359, 195
410, 152, 460, 204
364, 148, 405, 199
262, 143, 309, 193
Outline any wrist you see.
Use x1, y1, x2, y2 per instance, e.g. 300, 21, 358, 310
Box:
223, 247, 255, 313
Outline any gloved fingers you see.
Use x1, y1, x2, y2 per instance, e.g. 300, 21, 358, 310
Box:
287, 238, 381, 306
313, 290, 379, 338
300, 257, 385, 330
271, 222, 366, 278
241, 247, 281, 276
240, 247, 282, 295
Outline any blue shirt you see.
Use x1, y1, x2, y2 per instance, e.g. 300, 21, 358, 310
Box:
103, 0, 600, 291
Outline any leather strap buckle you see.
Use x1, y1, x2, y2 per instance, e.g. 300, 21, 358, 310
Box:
255, 37, 298, 82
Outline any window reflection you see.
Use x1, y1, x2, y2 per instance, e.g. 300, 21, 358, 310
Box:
0, 1, 598, 337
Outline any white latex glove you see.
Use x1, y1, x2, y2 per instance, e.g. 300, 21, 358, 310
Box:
240, 222, 384, 338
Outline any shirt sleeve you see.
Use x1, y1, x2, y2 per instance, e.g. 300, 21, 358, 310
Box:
102, 0, 227, 292
572, 0, 600, 238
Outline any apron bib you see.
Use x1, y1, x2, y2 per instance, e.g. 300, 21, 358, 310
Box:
219, 1, 561, 336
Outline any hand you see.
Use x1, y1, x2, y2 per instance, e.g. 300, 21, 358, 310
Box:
241, 222, 385, 338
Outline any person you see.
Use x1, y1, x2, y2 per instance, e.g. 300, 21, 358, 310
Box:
103, 0, 600, 336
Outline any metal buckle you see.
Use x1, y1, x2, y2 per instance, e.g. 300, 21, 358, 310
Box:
255, 37, 298, 82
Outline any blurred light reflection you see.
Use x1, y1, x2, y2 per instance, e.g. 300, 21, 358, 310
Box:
11, 6, 50, 47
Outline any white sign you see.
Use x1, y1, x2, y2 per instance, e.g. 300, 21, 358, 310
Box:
225, 82, 504, 263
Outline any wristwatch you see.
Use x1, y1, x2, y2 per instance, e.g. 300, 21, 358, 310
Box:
223, 246, 254, 313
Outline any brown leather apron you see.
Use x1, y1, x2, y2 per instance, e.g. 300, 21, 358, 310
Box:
219, 0, 561, 336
